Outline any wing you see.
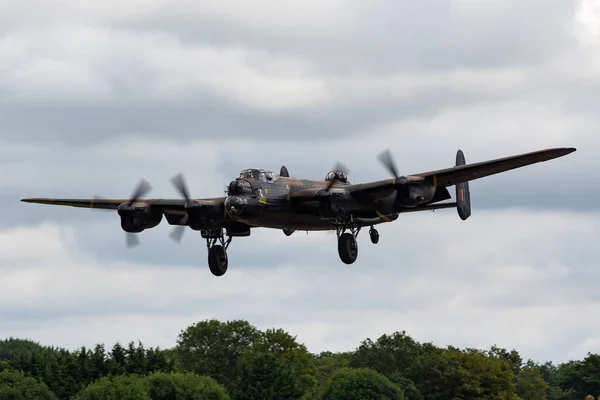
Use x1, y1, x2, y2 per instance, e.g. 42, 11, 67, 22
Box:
20, 197, 230, 227
289, 147, 575, 207
21, 198, 187, 212
411, 147, 576, 187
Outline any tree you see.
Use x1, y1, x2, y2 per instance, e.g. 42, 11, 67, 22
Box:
175, 319, 259, 391
74, 371, 230, 400
489, 345, 523, 376
313, 351, 352, 397
553, 354, 600, 399
0, 369, 57, 400
73, 374, 149, 400
235, 328, 318, 400
516, 367, 548, 400
318, 368, 405, 400
349, 331, 440, 399
417, 346, 518, 400
146, 371, 230, 399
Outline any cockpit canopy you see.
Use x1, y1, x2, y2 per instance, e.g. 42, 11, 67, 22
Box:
238, 168, 280, 183
325, 170, 349, 183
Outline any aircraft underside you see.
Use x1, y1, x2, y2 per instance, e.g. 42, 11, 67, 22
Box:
199, 210, 392, 277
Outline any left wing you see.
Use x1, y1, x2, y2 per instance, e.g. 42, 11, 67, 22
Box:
288, 147, 575, 207
411, 147, 576, 187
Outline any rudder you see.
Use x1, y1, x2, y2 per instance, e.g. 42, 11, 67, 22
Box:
455, 150, 471, 220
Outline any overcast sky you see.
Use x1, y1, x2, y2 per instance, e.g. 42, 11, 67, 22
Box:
1, 0, 599, 365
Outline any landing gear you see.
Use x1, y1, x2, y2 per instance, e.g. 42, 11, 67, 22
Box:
338, 232, 358, 264
369, 226, 379, 244
205, 229, 232, 276
334, 216, 361, 265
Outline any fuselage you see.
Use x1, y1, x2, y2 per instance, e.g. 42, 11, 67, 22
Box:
223, 169, 398, 231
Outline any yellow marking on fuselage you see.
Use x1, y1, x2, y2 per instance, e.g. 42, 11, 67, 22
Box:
376, 210, 391, 222
90, 199, 95, 209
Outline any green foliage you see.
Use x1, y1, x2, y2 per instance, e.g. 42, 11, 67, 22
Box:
349, 330, 431, 399
74, 371, 229, 400
74, 374, 149, 400
551, 353, 600, 399
516, 367, 548, 400
0, 369, 57, 400
175, 319, 259, 392
239, 328, 317, 397
2, 319, 600, 400
489, 345, 523, 376
431, 347, 518, 399
313, 351, 352, 397
146, 371, 230, 400
318, 367, 405, 400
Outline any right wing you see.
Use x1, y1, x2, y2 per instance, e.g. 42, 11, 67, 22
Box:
21, 197, 187, 212
20, 197, 227, 225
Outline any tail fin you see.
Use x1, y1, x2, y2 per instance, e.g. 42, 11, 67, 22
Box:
280, 166, 289, 177
455, 150, 471, 220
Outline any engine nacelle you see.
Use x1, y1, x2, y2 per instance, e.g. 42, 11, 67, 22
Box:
117, 202, 163, 233
318, 190, 354, 218
400, 181, 437, 207
185, 201, 224, 231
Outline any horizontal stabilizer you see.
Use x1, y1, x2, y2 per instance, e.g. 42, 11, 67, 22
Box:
399, 202, 457, 214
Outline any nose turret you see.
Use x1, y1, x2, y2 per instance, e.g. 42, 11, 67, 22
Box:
227, 179, 253, 196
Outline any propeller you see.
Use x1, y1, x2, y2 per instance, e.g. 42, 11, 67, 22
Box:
377, 149, 400, 179
324, 161, 350, 192
168, 173, 191, 243
170, 173, 191, 203
124, 178, 153, 248
127, 178, 152, 206
126, 232, 140, 248
89, 178, 152, 248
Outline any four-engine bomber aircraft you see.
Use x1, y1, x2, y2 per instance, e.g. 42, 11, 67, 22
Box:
22, 147, 576, 276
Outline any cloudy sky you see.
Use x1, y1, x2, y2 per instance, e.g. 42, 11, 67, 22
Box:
1, 0, 599, 365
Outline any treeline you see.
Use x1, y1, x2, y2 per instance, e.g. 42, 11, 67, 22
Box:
0, 319, 599, 399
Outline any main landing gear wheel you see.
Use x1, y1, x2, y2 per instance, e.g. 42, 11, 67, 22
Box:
205, 230, 232, 277
338, 232, 358, 264
208, 244, 228, 276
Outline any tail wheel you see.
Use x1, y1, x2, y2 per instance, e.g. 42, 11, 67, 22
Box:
338, 232, 358, 264
369, 227, 379, 244
208, 245, 228, 276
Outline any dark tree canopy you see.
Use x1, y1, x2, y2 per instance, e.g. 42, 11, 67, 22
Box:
0, 369, 58, 400
0, 319, 598, 400
319, 368, 405, 400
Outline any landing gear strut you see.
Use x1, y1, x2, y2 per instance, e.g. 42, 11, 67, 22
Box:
205, 229, 232, 276
335, 216, 361, 265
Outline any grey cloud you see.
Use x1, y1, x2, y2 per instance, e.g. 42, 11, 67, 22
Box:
0, 0, 599, 367
119, 0, 578, 72
1, 209, 600, 363
0, 0, 593, 146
